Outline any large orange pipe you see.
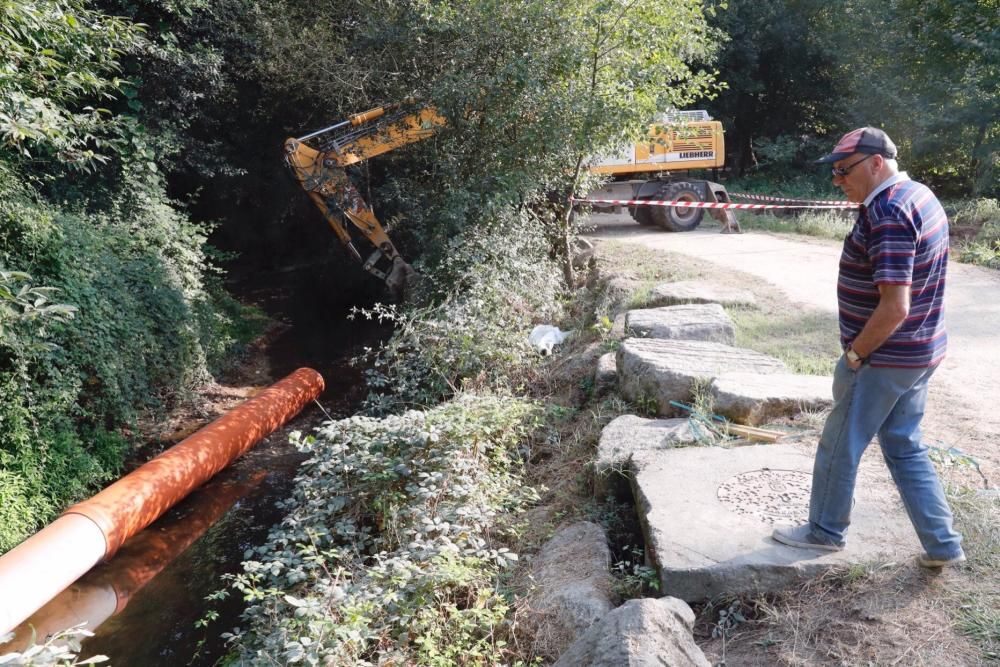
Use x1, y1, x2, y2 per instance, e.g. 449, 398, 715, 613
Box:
0, 368, 324, 635
2, 473, 265, 652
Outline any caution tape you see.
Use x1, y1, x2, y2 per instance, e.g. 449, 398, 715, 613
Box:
729, 192, 853, 205
572, 197, 858, 210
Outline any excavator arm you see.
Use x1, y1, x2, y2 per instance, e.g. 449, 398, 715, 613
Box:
284, 103, 446, 296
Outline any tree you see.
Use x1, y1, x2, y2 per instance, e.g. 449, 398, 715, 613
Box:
245, 0, 723, 287
702, 0, 844, 174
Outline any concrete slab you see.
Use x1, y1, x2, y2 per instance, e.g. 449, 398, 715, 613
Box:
617, 338, 786, 415
631, 443, 920, 602
711, 371, 833, 425
648, 280, 756, 308
594, 415, 699, 498
625, 304, 736, 345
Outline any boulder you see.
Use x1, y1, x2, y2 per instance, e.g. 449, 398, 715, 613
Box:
625, 303, 735, 344
710, 371, 833, 425
554, 597, 711, 667
617, 338, 786, 415
594, 352, 618, 395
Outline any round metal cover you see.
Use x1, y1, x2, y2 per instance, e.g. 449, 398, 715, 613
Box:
717, 469, 811, 525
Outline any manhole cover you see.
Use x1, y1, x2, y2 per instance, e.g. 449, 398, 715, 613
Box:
717, 469, 811, 525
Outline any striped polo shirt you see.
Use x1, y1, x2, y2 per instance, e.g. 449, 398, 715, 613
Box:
838, 173, 948, 367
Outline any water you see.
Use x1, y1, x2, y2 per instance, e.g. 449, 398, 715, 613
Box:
17, 266, 390, 665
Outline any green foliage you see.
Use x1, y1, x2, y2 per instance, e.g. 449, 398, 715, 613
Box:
0, 625, 108, 666
359, 208, 563, 412
0, 0, 143, 168
248, 0, 722, 286
222, 394, 540, 666
955, 199, 1000, 269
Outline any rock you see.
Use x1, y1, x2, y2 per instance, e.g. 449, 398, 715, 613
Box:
553, 597, 711, 667
711, 371, 833, 425
610, 312, 627, 339
594, 352, 618, 395
573, 237, 596, 270
594, 415, 699, 499
526, 521, 616, 651
648, 280, 756, 308
617, 338, 786, 415
625, 303, 735, 344
631, 444, 922, 602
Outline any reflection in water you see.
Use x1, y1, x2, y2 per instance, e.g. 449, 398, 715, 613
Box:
3, 472, 265, 652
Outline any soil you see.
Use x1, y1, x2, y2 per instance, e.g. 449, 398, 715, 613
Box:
581, 213, 1000, 667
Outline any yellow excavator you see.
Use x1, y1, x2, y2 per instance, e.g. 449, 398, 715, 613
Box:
284, 101, 445, 297
285, 102, 734, 294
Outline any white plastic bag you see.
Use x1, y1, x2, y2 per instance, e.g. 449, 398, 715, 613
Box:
528, 325, 571, 356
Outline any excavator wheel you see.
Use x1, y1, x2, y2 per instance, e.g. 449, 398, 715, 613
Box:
651, 181, 705, 232
630, 203, 657, 226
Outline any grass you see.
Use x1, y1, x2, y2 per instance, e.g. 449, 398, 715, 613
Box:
736, 209, 854, 240
729, 304, 840, 375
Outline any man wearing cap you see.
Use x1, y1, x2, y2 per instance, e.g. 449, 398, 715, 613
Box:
772, 127, 965, 568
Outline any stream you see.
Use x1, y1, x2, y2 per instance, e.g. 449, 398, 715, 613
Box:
6, 265, 390, 665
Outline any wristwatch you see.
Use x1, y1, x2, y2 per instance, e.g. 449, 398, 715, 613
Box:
845, 346, 864, 363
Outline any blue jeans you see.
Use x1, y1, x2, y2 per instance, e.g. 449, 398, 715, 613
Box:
808, 357, 964, 559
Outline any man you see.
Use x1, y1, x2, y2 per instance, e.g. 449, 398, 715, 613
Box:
772, 127, 965, 568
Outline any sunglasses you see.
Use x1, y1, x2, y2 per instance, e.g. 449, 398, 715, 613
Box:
831, 154, 874, 177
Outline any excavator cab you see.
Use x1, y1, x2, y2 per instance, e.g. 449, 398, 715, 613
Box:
284, 103, 445, 298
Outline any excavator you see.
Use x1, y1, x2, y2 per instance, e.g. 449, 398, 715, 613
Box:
284, 100, 445, 297
285, 101, 734, 294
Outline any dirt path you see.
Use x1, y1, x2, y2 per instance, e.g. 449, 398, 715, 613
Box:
586, 214, 1000, 489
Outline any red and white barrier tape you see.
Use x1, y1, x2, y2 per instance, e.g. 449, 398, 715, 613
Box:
572, 197, 858, 210
729, 192, 853, 205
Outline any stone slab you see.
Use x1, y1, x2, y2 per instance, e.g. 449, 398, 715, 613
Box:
625, 303, 736, 345
711, 371, 833, 425
527, 521, 615, 647
594, 415, 699, 498
631, 444, 920, 602
617, 338, 786, 415
594, 352, 617, 395
648, 280, 756, 308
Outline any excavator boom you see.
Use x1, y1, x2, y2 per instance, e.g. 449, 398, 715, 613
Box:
284, 103, 446, 296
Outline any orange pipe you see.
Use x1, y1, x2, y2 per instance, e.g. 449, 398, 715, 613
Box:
2, 473, 265, 652
0, 368, 324, 636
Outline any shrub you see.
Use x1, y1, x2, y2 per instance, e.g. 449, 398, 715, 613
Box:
222, 394, 540, 666
360, 207, 563, 412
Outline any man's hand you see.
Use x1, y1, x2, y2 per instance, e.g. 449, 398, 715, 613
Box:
845, 352, 864, 371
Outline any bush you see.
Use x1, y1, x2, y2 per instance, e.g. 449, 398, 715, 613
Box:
954, 199, 1000, 269
0, 167, 247, 551
222, 394, 541, 666
360, 207, 563, 412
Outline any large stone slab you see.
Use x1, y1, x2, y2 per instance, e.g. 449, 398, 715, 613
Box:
631, 444, 921, 602
617, 338, 786, 415
526, 521, 616, 651
711, 371, 833, 425
625, 303, 736, 345
594, 415, 699, 498
648, 280, 756, 308
554, 597, 711, 667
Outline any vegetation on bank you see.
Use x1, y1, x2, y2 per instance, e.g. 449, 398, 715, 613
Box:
0, 1, 259, 551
